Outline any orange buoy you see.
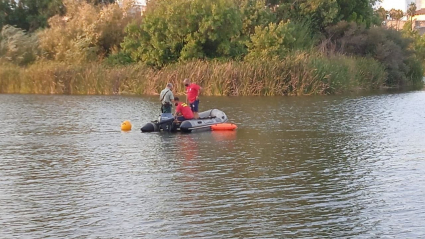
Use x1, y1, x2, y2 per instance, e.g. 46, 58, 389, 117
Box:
211, 123, 237, 131
121, 120, 132, 131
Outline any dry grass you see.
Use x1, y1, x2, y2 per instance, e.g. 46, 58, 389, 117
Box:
0, 53, 388, 96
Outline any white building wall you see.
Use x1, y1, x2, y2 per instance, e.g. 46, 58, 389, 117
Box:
414, 15, 425, 20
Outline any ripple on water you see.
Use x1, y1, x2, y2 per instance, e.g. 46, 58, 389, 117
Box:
1, 92, 425, 238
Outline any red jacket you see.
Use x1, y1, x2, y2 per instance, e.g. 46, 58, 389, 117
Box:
175, 102, 194, 119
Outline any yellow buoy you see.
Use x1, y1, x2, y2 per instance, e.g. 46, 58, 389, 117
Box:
121, 120, 132, 131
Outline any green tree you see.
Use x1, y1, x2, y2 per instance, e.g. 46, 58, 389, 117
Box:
122, 0, 243, 67
38, 0, 135, 62
395, 9, 404, 30
3, 0, 65, 31
389, 8, 404, 30
0, 0, 115, 32
407, 2, 417, 29
240, 0, 275, 36
275, 0, 339, 31
245, 21, 295, 61
0, 1, 13, 30
388, 8, 396, 20
402, 20, 425, 74
335, 0, 374, 26
374, 7, 387, 25
413, 35, 425, 66
269, 0, 376, 30
87, 0, 115, 4
265, 0, 279, 5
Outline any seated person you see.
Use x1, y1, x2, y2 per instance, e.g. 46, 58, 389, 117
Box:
174, 97, 194, 121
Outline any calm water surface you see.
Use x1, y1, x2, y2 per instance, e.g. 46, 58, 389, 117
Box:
1, 91, 425, 238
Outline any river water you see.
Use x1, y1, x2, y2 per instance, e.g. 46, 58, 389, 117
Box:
1, 91, 425, 238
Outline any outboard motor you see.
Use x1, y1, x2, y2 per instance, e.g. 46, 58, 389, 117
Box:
141, 113, 175, 132
157, 113, 175, 132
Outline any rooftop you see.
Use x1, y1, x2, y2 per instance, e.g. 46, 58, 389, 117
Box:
417, 8, 425, 15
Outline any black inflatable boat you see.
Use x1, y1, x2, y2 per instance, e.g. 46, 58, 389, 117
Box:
141, 109, 228, 133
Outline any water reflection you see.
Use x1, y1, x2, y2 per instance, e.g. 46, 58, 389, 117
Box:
1, 91, 425, 238
211, 131, 237, 142
175, 134, 199, 161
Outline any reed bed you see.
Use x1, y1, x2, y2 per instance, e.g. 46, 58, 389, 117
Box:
0, 53, 388, 96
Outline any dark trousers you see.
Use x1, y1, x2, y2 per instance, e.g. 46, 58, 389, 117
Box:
176, 115, 192, 121
161, 104, 172, 113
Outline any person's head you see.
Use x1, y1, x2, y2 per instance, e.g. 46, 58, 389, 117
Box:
174, 97, 180, 106
183, 78, 190, 87
166, 83, 173, 90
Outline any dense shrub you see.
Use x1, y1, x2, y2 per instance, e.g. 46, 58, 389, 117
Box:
0, 25, 39, 65
240, 0, 276, 36
1, 0, 423, 95
245, 21, 295, 61
104, 51, 133, 66
38, 0, 137, 63
122, 0, 243, 67
322, 21, 423, 86
245, 21, 316, 61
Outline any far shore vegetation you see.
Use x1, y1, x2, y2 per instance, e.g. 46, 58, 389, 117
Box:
0, 0, 424, 96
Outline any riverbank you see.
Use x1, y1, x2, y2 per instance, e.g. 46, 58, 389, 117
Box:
0, 53, 415, 96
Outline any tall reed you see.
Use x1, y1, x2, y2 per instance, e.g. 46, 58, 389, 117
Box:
0, 53, 390, 96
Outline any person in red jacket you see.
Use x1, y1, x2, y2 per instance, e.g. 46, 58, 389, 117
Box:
174, 97, 194, 122
183, 78, 202, 119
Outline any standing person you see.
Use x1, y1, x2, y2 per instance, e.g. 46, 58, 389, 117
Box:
183, 78, 202, 119
174, 97, 194, 121
159, 83, 174, 113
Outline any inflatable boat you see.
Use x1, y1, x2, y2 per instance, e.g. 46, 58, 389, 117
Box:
141, 109, 228, 133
